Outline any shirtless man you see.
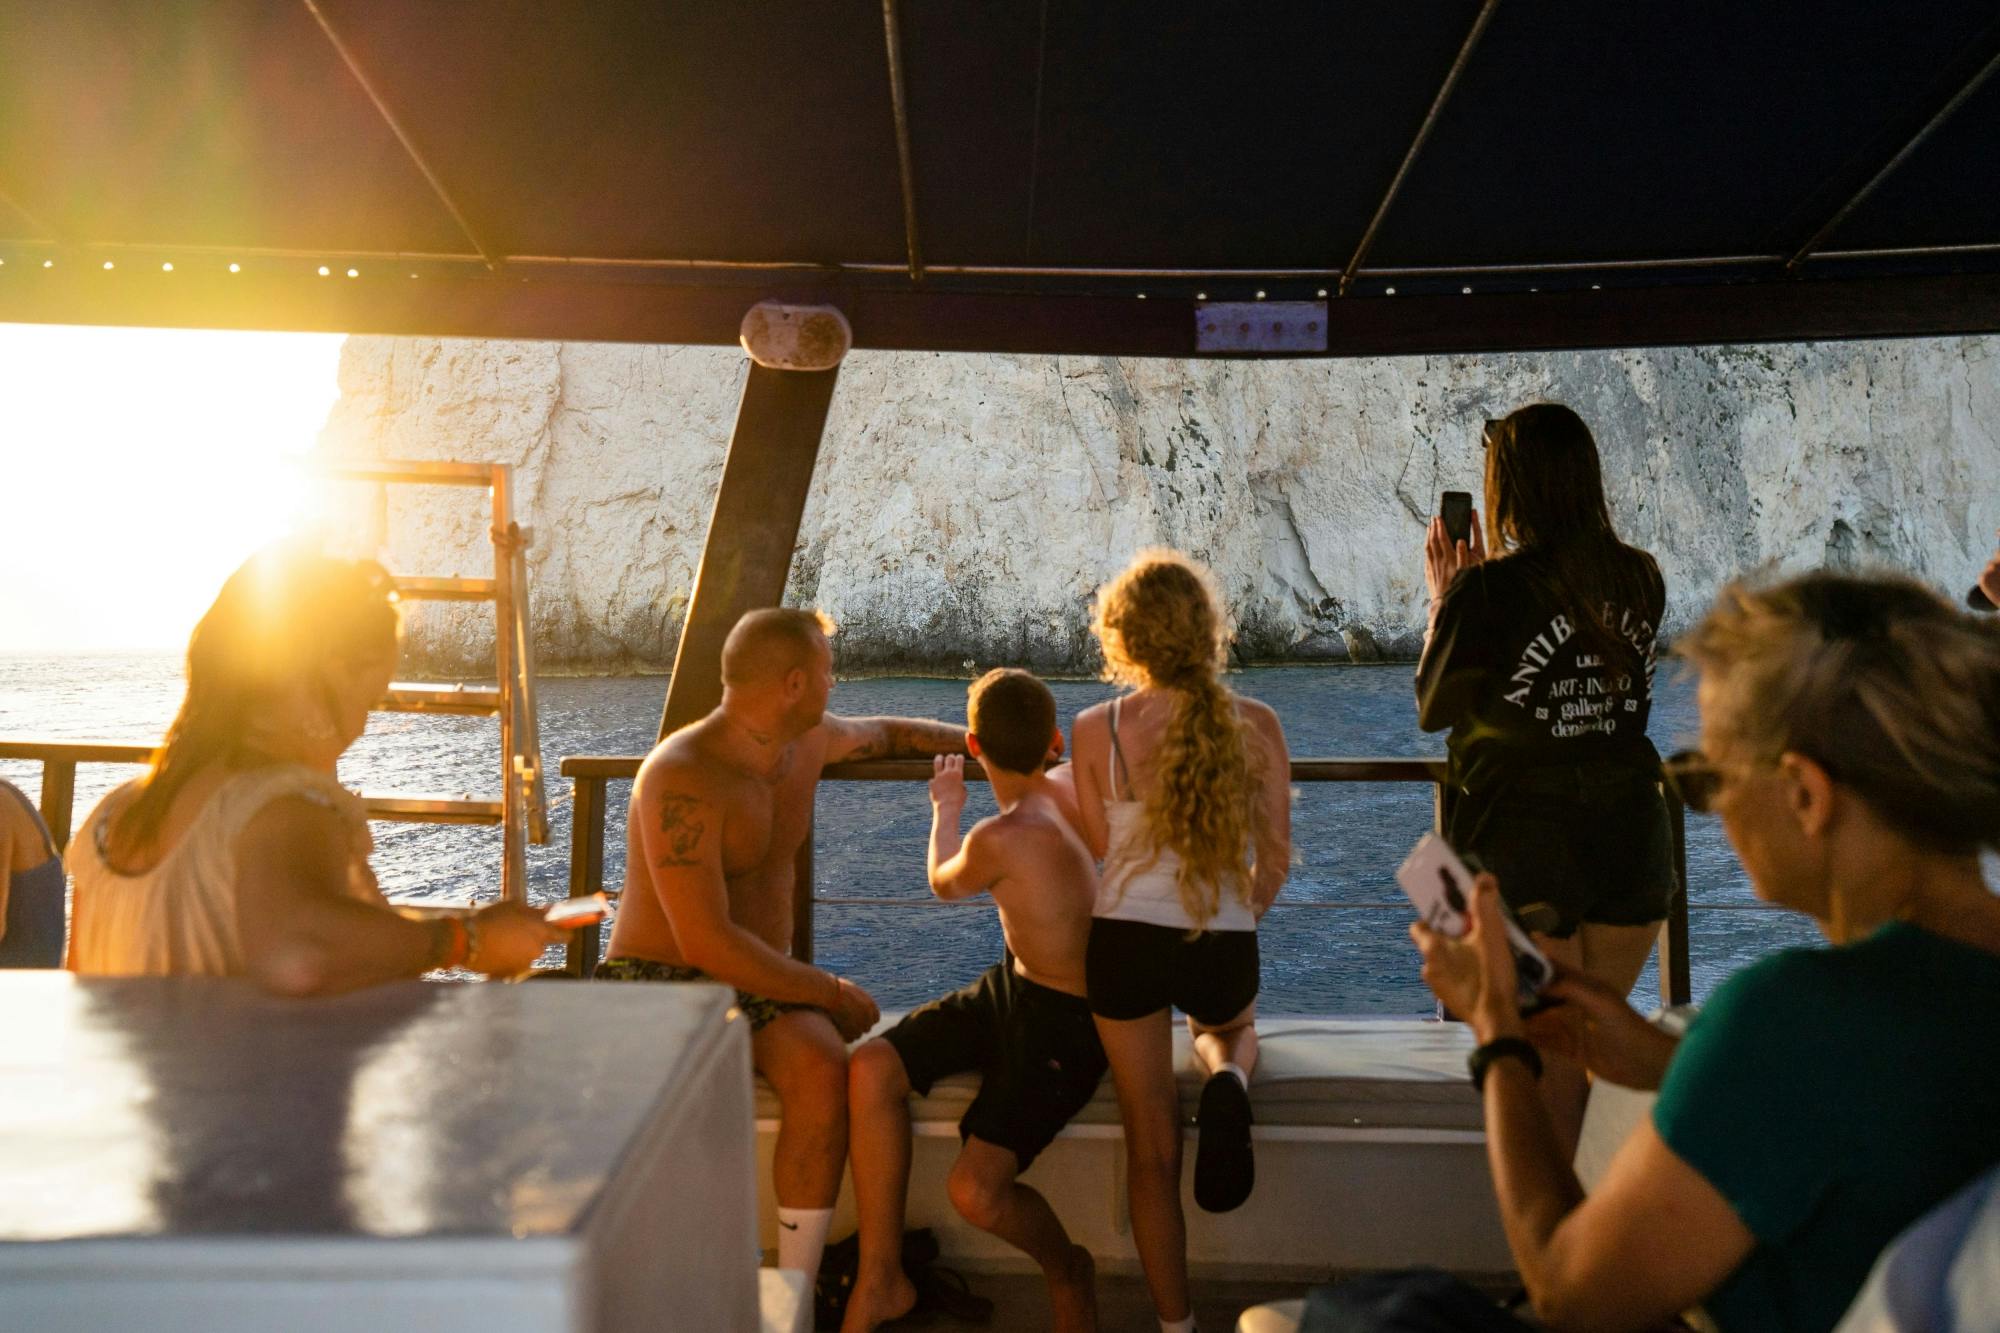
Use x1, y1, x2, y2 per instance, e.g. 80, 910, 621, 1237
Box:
601, 608, 966, 1289
843, 669, 1106, 1333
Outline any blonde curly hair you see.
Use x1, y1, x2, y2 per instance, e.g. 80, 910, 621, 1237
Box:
1092, 549, 1261, 926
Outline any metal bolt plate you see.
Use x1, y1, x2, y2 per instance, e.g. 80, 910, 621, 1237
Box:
1193, 301, 1328, 353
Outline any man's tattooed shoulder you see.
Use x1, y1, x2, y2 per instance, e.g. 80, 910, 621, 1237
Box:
655, 792, 707, 867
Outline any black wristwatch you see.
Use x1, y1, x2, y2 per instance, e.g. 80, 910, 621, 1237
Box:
1467, 1036, 1543, 1091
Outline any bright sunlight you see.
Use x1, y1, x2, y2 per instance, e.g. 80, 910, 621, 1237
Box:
0, 323, 345, 652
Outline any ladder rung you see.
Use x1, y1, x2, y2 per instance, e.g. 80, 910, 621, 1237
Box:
380, 685, 503, 716
316, 460, 497, 487
361, 795, 503, 825
394, 576, 497, 601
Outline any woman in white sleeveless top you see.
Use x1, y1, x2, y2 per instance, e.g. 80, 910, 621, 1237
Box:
1069, 550, 1291, 1333
68, 546, 560, 992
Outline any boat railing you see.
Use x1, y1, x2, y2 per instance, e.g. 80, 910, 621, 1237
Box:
0, 740, 517, 852
0, 739, 1712, 1007
560, 754, 1707, 1008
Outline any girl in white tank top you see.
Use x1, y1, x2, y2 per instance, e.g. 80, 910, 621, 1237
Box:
1070, 550, 1292, 1330
1097, 695, 1257, 933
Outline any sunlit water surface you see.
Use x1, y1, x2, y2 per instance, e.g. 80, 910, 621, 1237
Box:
0, 656, 1822, 1014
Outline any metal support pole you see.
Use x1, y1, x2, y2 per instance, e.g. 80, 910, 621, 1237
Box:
794, 816, 816, 965
491, 464, 528, 904
881, 0, 925, 283
1786, 42, 2000, 271
39, 759, 76, 854
565, 777, 607, 977
657, 363, 841, 739
1339, 0, 1500, 296
1659, 790, 1692, 1008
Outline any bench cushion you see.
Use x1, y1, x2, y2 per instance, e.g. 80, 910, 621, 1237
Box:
755, 1016, 1483, 1132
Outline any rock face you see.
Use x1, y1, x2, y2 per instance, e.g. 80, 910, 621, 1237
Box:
315, 336, 2000, 676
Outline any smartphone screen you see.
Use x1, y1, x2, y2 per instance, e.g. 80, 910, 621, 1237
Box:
1440, 491, 1473, 546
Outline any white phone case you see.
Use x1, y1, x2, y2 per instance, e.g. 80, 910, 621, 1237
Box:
1395, 833, 1554, 1000
545, 892, 611, 927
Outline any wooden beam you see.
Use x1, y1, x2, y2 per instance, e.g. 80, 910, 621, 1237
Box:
657, 362, 840, 739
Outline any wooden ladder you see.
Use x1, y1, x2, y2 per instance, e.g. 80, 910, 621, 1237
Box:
316, 459, 548, 903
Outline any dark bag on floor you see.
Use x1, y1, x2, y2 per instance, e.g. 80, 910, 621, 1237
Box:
814, 1228, 992, 1330
1301, 1268, 1535, 1332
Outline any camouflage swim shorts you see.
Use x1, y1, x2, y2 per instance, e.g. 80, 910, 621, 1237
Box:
595, 956, 818, 1031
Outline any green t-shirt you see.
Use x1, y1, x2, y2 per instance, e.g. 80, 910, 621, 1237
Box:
1653, 921, 2000, 1332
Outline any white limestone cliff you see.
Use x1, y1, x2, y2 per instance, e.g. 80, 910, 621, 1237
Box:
315, 335, 2000, 675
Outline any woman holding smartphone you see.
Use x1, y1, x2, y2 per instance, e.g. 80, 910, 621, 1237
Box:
1369, 570, 2000, 1333
1415, 402, 1671, 1151
1070, 549, 1291, 1333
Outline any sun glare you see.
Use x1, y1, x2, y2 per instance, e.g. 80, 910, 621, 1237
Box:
0, 323, 346, 654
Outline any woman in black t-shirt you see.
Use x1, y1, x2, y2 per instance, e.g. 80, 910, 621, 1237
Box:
1414, 401, 1673, 1148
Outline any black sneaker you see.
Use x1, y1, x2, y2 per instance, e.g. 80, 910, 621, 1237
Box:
1193, 1071, 1255, 1213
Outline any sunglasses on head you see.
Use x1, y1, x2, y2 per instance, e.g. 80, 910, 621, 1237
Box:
1663, 749, 1721, 813
1481, 417, 1501, 449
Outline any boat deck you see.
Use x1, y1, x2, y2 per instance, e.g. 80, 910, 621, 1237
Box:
898, 1272, 1319, 1332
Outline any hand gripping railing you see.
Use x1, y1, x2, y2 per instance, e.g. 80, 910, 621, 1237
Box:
556, 755, 1698, 1006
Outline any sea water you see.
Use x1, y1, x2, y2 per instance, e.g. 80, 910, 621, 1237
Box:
0, 655, 1818, 1014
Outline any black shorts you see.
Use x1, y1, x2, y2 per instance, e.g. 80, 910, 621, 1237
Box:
1084, 917, 1260, 1025
882, 962, 1109, 1170
1447, 765, 1676, 939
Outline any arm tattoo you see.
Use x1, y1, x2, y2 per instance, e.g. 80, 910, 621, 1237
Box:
844, 717, 968, 762
655, 794, 706, 867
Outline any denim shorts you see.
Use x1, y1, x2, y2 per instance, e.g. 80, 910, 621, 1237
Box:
1445, 764, 1676, 938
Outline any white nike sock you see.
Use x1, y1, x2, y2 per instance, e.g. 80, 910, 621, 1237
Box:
1214, 1061, 1248, 1090
1160, 1314, 1198, 1333
775, 1205, 835, 1286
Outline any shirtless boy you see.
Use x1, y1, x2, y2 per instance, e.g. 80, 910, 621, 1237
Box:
601, 608, 966, 1288
843, 669, 1106, 1333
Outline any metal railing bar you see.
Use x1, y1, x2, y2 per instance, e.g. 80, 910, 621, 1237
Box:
559, 754, 1448, 783
813, 896, 1781, 912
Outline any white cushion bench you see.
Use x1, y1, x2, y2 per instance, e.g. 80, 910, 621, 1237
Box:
750, 1016, 1512, 1278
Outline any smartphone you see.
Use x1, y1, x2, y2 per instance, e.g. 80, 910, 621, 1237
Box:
545, 893, 611, 928
1394, 833, 1553, 1007
1440, 490, 1474, 546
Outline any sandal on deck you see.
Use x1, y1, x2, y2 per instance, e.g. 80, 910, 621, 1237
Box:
1194, 1071, 1255, 1213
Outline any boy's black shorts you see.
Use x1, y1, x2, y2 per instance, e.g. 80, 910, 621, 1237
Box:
882, 962, 1108, 1170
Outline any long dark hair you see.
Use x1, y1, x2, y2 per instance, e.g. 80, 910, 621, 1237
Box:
109, 546, 400, 861
1482, 402, 1659, 659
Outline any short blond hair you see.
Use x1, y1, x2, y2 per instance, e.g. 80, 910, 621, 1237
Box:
1681, 570, 2000, 855
721, 607, 837, 687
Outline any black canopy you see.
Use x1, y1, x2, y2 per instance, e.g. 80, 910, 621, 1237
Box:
3, 1, 1999, 355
